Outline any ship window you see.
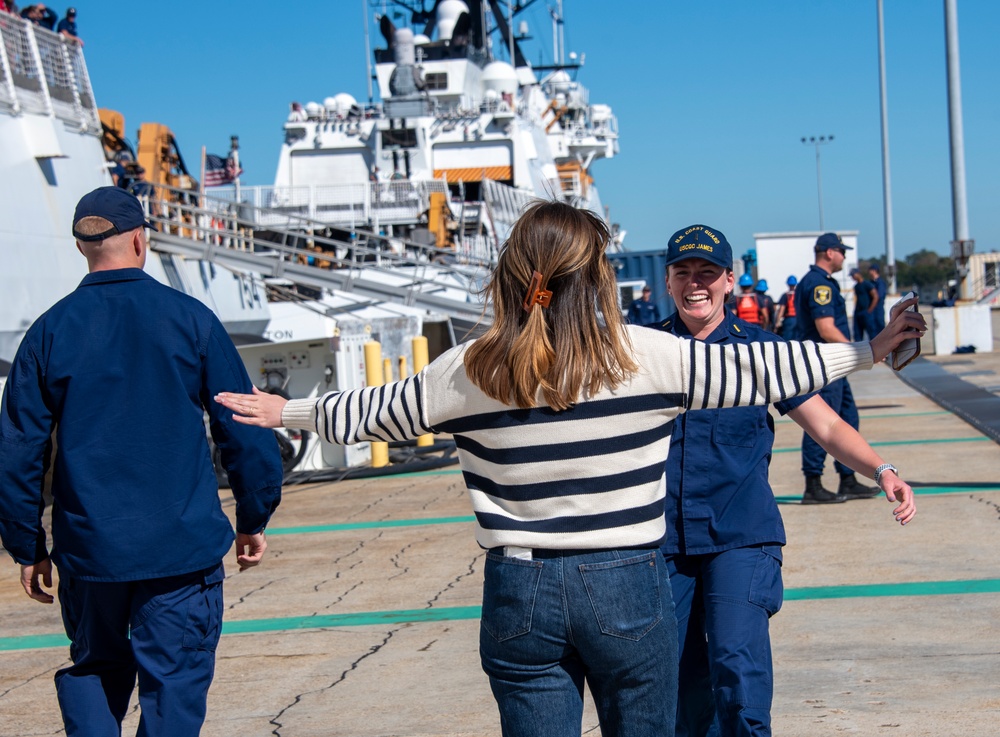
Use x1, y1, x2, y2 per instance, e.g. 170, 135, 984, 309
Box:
424, 72, 448, 91
382, 128, 418, 149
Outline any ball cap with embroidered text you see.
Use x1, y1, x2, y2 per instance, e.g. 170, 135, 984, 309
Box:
814, 232, 854, 252
73, 186, 155, 242
665, 224, 733, 269
67, 7, 76, 15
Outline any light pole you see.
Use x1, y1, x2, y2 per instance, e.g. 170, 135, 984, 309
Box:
801, 135, 834, 231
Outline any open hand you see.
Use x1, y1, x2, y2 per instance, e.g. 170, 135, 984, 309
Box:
215, 386, 288, 428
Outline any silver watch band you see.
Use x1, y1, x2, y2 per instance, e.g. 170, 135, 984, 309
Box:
874, 463, 897, 487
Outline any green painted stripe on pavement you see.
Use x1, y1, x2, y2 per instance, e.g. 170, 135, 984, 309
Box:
5, 581, 1000, 652
0, 633, 70, 651
775, 485, 1000, 503
267, 515, 476, 536
222, 605, 482, 634
772, 436, 990, 453
785, 578, 1000, 601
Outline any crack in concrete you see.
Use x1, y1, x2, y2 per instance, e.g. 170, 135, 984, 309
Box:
268, 628, 402, 736
387, 541, 421, 580
0, 660, 66, 700
226, 578, 278, 611
313, 580, 363, 613
425, 551, 483, 610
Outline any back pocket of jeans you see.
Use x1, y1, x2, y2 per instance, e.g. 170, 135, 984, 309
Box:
480, 553, 543, 643
580, 551, 662, 641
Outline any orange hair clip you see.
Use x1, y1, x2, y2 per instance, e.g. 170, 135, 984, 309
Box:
522, 270, 552, 311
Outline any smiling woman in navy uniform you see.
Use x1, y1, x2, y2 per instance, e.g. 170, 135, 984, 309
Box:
655, 225, 916, 737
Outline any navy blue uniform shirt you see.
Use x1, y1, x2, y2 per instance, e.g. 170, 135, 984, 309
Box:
794, 264, 850, 342
628, 298, 660, 326
0, 269, 282, 581
656, 316, 808, 555
854, 279, 875, 311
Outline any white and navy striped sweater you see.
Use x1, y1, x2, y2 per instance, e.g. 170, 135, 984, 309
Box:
281, 326, 873, 551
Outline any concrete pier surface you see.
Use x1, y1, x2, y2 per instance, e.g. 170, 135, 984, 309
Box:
2, 327, 999, 736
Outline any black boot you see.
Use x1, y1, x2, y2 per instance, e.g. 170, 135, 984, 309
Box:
801, 475, 847, 504
838, 473, 881, 499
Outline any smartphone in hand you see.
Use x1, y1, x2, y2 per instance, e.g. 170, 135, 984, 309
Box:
890, 291, 921, 370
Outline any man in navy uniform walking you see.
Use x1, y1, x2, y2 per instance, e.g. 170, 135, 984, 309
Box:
0, 187, 283, 735
794, 233, 880, 503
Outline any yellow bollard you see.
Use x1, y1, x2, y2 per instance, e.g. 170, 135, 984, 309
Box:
363, 341, 389, 467
412, 336, 433, 447
383, 358, 392, 385
398, 355, 408, 379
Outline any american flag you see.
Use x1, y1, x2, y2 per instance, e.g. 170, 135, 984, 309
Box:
204, 153, 242, 187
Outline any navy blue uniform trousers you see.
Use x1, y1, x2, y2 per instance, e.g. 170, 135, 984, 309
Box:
55, 562, 225, 737
666, 546, 784, 737
801, 377, 859, 477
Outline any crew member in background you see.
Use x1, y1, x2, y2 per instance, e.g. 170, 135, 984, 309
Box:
774, 275, 798, 339
795, 233, 881, 503
127, 165, 161, 222
868, 263, 887, 334
0, 187, 283, 735
733, 273, 762, 325
656, 223, 915, 736
56, 6, 81, 45
21, 3, 57, 28
850, 267, 879, 342
754, 279, 775, 332
628, 284, 660, 326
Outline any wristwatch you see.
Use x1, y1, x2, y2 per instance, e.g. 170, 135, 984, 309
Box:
874, 463, 898, 487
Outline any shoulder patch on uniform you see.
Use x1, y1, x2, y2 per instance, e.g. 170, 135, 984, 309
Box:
813, 285, 832, 306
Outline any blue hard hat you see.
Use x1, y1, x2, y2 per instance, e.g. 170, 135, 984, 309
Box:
755, 279, 768, 293
786, 275, 797, 286
738, 274, 753, 288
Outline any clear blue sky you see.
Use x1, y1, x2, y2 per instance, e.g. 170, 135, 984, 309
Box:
77, 1, 998, 263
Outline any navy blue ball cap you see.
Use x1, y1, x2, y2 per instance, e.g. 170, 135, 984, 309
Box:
665, 224, 733, 269
73, 186, 155, 242
814, 232, 853, 252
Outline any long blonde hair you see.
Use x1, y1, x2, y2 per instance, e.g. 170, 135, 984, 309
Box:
464, 201, 638, 410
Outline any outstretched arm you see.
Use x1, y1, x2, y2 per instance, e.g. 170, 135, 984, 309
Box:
787, 396, 915, 525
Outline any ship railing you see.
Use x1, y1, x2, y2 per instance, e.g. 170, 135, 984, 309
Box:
205, 180, 449, 229
0, 14, 100, 133
139, 185, 495, 321
481, 178, 539, 237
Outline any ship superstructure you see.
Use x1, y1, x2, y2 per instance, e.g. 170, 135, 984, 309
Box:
217, 0, 623, 261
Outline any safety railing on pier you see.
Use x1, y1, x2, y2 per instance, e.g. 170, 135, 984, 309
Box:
141, 185, 493, 323
0, 14, 100, 132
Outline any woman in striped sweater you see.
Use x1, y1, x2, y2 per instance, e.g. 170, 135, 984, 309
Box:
217, 202, 924, 737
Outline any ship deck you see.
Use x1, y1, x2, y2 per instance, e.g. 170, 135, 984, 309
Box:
2, 315, 999, 736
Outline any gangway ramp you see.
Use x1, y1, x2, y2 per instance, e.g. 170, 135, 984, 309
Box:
143, 187, 493, 330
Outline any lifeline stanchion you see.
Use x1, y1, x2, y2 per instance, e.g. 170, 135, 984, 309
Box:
363, 341, 389, 468
412, 336, 433, 447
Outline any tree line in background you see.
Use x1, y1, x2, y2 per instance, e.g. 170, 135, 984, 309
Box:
864, 249, 956, 300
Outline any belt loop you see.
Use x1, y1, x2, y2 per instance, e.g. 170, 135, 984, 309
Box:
503, 546, 533, 560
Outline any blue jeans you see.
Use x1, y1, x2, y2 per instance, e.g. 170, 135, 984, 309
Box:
55, 562, 225, 737
480, 548, 678, 737
667, 546, 784, 737
802, 378, 859, 477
